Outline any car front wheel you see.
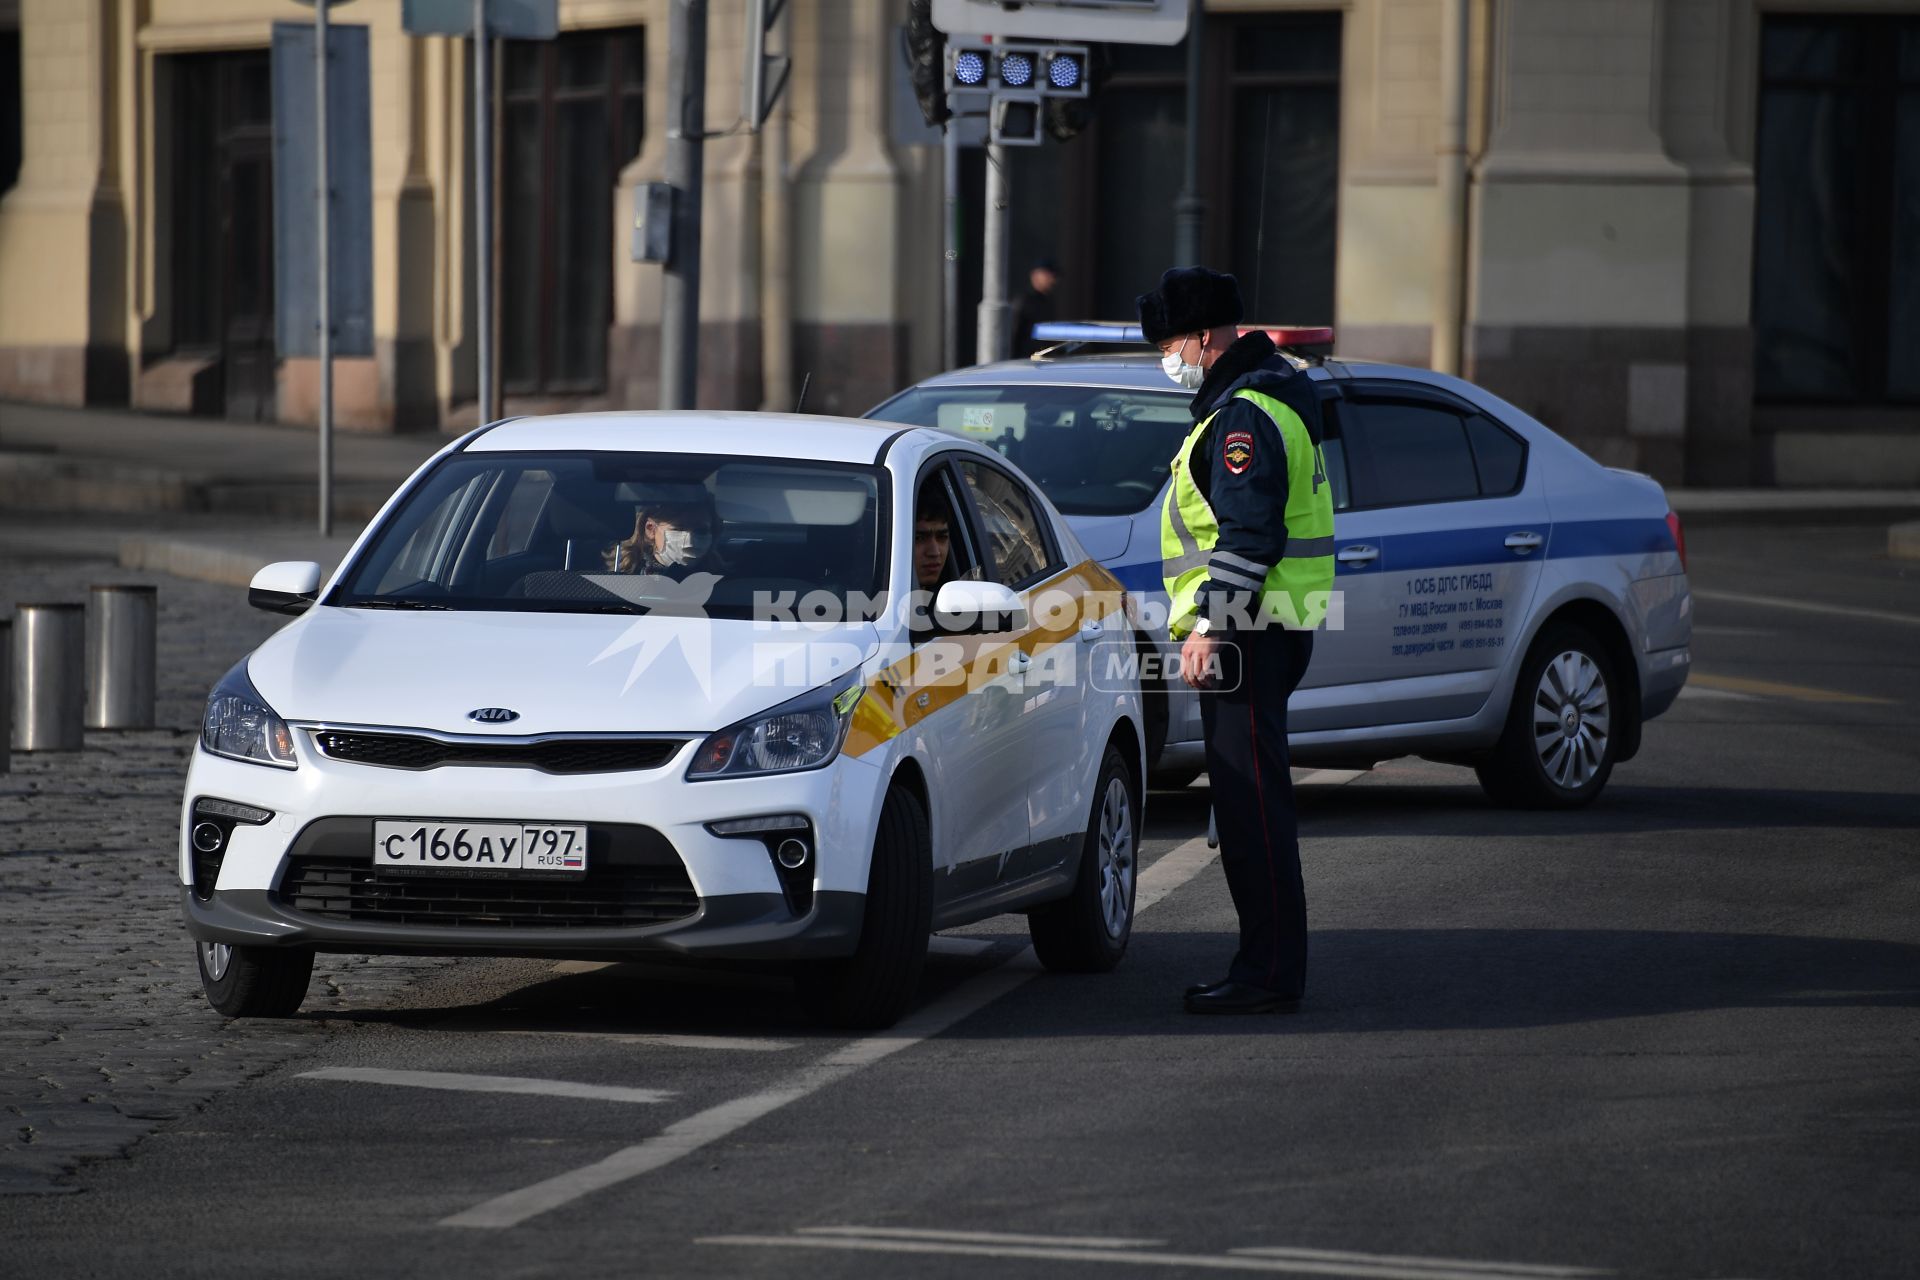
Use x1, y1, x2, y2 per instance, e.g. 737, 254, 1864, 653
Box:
1028, 744, 1138, 972
196, 940, 315, 1018
795, 784, 932, 1030
1477, 622, 1619, 809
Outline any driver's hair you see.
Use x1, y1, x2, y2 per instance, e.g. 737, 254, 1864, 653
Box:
603, 503, 705, 573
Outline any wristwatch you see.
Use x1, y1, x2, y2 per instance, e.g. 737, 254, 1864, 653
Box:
1191, 617, 1212, 635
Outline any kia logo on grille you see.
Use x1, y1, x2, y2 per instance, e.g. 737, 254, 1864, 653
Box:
467, 707, 520, 724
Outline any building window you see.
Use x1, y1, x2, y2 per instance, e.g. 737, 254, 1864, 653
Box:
997, 11, 1342, 340
501, 27, 645, 396
1753, 15, 1920, 405
0, 24, 20, 197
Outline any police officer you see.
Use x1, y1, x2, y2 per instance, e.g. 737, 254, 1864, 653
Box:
1135, 266, 1335, 1015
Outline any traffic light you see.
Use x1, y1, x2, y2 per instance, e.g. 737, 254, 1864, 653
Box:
943, 37, 1092, 147
905, 0, 950, 127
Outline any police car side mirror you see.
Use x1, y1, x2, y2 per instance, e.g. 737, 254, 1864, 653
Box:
933, 580, 1028, 635
248, 561, 323, 615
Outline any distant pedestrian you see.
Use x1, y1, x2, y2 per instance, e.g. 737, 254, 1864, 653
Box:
1012, 257, 1060, 358
1137, 265, 1335, 1015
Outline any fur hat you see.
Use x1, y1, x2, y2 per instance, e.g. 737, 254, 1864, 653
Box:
1135, 267, 1243, 346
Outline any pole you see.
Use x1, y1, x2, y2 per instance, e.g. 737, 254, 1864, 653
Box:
1431, 0, 1471, 374
942, 124, 959, 371
759, 0, 792, 409
473, 0, 495, 422
1172, 0, 1205, 267
315, 0, 333, 536
661, 0, 706, 410
975, 143, 1009, 365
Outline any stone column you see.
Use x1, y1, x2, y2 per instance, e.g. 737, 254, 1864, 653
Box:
0, 0, 129, 405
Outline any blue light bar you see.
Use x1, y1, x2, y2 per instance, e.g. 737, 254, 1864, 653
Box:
1032, 322, 1146, 344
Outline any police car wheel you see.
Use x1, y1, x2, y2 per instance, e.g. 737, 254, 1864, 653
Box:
1028, 745, 1138, 973
196, 941, 314, 1018
1477, 623, 1617, 810
795, 784, 932, 1030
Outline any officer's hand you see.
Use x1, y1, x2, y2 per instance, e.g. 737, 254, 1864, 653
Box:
1180, 631, 1219, 690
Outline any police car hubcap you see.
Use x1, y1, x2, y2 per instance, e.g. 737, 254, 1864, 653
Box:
1533, 650, 1610, 790
1097, 777, 1135, 939
200, 941, 232, 982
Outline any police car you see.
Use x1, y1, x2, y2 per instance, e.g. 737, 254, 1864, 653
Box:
181, 413, 1143, 1030
866, 323, 1691, 807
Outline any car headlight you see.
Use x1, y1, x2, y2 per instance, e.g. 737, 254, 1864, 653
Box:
201, 661, 298, 769
687, 677, 864, 780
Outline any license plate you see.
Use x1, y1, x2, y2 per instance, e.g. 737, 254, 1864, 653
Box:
372, 821, 588, 876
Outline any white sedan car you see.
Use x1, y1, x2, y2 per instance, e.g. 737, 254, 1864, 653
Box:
181, 413, 1143, 1029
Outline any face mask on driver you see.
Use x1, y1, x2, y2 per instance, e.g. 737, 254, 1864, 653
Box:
656, 527, 708, 567
1161, 336, 1206, 390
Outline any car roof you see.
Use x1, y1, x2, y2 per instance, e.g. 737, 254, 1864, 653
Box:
463, 411, 905, 464
880, 353, 1507, 403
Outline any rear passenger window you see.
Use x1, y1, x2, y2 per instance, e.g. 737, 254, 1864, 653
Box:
1464, 414, 1525, 495
957, 461, 1059, 587
1348, 401, 1480, 507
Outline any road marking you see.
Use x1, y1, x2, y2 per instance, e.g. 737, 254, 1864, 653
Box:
1688, 672, 1891, 705
1231, 1245, 1607, 1277
1298, 768, 1368, 786
551, 960, 613, 975
1677, 684, 1758, 702
1693, 588, 1920, 629
492, 1030, 798, 1053
800, 1226, 1165, 1248
696, 1232, 1611, 1279
441, 835, 1221, 1230
928, 935, 999, 957
299, 1068, 673, 1105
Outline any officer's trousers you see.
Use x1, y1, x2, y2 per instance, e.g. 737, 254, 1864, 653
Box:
1198, 626, 1315, 995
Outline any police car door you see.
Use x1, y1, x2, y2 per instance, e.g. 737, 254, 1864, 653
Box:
909, 460, 1035, 913
1333, 385, 1548, 723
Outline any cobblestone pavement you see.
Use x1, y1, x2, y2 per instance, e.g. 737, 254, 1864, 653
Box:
0, 554, 454, 1194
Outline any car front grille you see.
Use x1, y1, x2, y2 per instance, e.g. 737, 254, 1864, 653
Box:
310, 730, 685, 775
270, 818, 699, 930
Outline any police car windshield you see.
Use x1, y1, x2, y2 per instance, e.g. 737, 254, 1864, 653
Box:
869, 384, 1191, 516
332, 451, 887, 620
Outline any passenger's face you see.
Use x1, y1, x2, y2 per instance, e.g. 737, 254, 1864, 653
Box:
914, 518, 951, 589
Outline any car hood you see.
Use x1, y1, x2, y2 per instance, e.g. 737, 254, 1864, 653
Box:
246, 607, 882, 735
1064, 513, 1135, 563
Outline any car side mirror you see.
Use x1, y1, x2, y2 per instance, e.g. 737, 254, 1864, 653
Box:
248, 561, 324, 615
933, 579, 1028, 635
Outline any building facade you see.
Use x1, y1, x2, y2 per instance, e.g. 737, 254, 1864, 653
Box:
0, 0, 1914, 486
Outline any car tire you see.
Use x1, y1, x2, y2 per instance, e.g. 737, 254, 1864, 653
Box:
196, 941, 314, 1018
1028, 744, 1138, 973
796, 784, 932, 1030
1477, 622, 1619, 809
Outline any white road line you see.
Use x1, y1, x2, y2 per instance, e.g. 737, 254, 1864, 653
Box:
299, 1068, 674, 1105
927, 935, 999, 957
800, 1226, 1164, 1248
1298, 768, 1368, 786
493, 1030, 798, 1053
1692, 588, 1920, 628
441, 835, 1221, 1230
1231, 1246, 1606, 1277
695, 1234, 1609, 1280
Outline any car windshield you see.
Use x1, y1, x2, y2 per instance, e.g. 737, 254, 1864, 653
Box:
869, 383, 1191, 516
333, 451, 887, 620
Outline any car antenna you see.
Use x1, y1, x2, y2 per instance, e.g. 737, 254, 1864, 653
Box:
794, 372, 812, 414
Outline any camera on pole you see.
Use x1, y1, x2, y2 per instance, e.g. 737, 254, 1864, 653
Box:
944, 37, 1090, 147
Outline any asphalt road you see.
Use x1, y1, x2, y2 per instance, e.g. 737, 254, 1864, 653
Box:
3, 524, 1917, 1280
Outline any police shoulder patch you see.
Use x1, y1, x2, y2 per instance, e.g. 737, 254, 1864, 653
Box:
1222, 429, 1255, 476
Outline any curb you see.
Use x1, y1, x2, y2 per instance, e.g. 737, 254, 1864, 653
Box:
1891, 521, 1920, 561
1668, 491, 1920, 528
118, 533, 362, 589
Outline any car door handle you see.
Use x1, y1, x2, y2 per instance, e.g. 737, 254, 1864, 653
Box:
1504, 531, 1544, 554
1078, 621, 1105, 642
1008, 650, 1032, 675
1336, 544, 1379, 565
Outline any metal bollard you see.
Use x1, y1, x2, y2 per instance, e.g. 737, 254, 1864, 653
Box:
13, 603, 86, 752
0, 620, 10, 774
87, 584, 158, 730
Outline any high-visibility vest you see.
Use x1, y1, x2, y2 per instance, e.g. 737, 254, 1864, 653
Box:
1161, 387, 1336, 638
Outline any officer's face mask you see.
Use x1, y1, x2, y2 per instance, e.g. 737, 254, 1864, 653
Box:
1161, 335, 1206, 390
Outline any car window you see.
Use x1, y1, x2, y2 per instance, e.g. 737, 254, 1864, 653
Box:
867, 384, 1192, 516
956, 460, 1059, 587
1464, 413, 1526, 495
337, 452, 887, 620
1345, 400, 1481, 507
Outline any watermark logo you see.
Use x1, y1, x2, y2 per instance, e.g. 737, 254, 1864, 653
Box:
1087, 639, 1241, 693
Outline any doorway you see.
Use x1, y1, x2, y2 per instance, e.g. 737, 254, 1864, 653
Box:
168, 51, 277, 421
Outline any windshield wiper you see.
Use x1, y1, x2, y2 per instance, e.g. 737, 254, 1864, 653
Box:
348, 598, 454, 611
523, 601, 650, 615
